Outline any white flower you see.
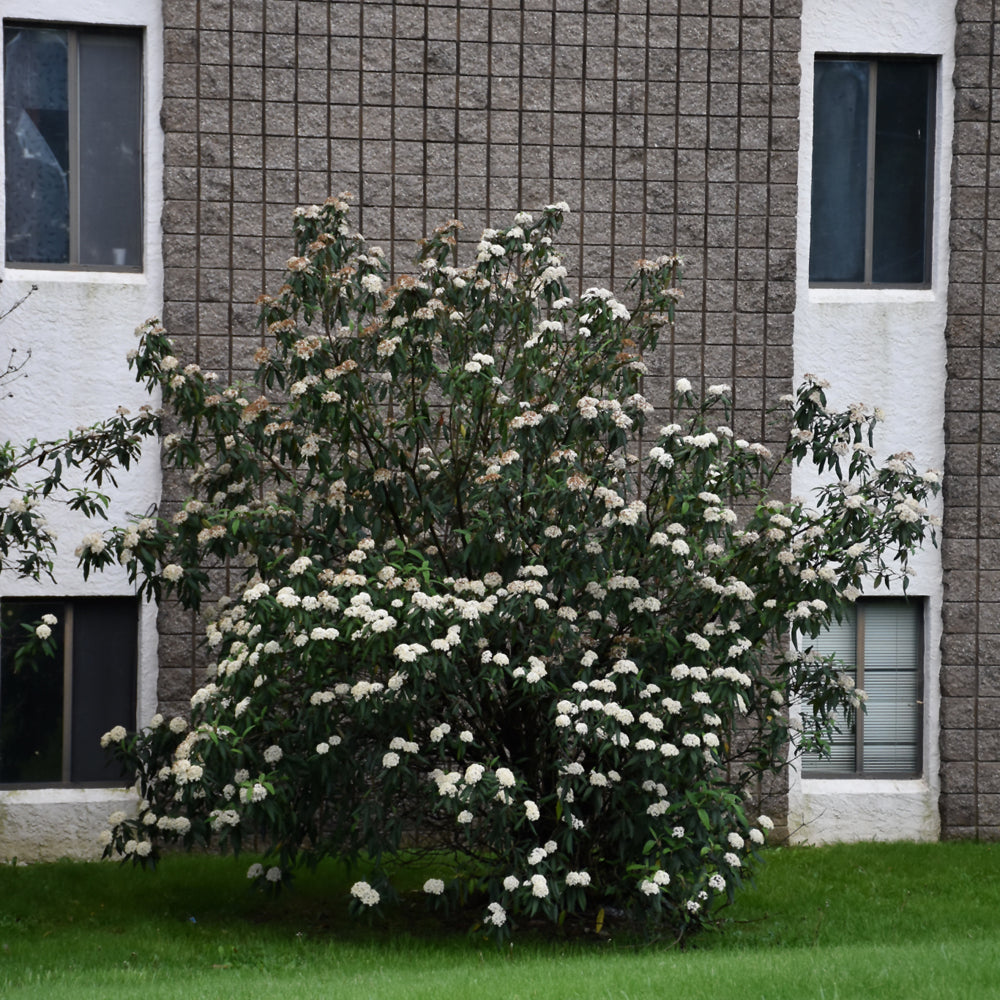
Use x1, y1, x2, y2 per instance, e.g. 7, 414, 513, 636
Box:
265, 866, 282, 882
464, 763, 485, 785
247, 863, 264, 879
350, 881, 380, 906
496, 767, 515, 788
382, 751, 400, 768
34, 623, 51, 640
100, 725, 128, 748
639, 880, 660, 896
524, 800, 540, 822
275, 587, 300, 608
423, 878, 446, 895
77, 531, 106, 556
758, 814, 774, 831
263, 744, 283, 764
288, 555, 312, 576
162, 563, 184, 582
457, 810, 473, 824
503, 875, 520, 891
530, 874, 549, 898
393, 642, 427, 663
686, 632, 711, 652
675, 377, 693, 393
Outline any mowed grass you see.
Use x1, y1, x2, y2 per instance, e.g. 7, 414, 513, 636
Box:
2, 841, 1000, 999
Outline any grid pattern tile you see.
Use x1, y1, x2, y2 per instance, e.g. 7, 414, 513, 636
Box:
156, 0, 801, 749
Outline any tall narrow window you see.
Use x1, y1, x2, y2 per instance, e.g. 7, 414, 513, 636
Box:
0, 597, 138, 785
802, 598, 923, 778
810, 57, 935, 287
3, 23, 142, 269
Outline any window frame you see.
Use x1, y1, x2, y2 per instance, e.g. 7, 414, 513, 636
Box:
0, 596, 138, 788
809, 54, 937, 290
801, 597, 924, 780
2, 20, 145, 273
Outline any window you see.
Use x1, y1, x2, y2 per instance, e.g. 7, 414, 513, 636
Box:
0, 597, 137, 784
809, 57, 935, 287
3, 23, 142, 269
802, 598, 923, 778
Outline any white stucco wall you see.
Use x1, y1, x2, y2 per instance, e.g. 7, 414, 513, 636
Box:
788, 0, 954, 843
0, 0, 163, 859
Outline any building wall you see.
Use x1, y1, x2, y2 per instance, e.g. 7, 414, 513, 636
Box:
787, 0, 953, 844
0, 0, 164, 859
2, 0, 978, 857
156, 0, 804, 741
940, 0, 1000, 840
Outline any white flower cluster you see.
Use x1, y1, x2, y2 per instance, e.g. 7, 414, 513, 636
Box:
350, 881, 380, 907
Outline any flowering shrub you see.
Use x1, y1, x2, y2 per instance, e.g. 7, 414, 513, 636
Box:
88, 199, 939, 939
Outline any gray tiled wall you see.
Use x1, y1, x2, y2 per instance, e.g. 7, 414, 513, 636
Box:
156, 0, 802, 810
942, 0, 1000, 839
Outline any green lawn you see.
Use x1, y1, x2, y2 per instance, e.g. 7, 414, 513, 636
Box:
2, 841, 999, 999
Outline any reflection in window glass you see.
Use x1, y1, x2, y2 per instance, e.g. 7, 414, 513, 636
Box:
3, 24, 142, 269
3, 28, 69, 264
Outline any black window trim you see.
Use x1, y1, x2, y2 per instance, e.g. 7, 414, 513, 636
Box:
801, 596, 925, 781
809, 53, 937, 291
2, 19, 145, 274
0, 595, 139, 789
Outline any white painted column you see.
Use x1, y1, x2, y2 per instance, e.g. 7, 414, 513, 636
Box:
788, 0, 955, 843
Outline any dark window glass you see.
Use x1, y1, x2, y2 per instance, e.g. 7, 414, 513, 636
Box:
0, 597, 137, 785
70, 598, 138, 782
3, 28, 69, 264
4, 24, 142, 269
0, 600, 64, 782
811, 60, 869, 284
872, 62, 933, 284
810, 57, 935, 287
